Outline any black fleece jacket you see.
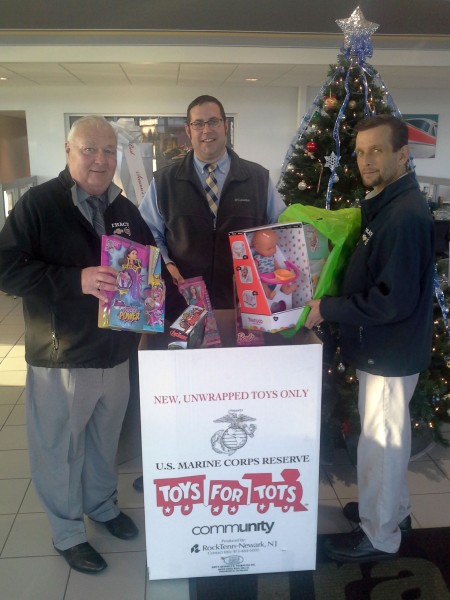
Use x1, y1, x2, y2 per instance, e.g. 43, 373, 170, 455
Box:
153, 148, 269, 308
321, 173, 434, 376
0, 168, 183, 368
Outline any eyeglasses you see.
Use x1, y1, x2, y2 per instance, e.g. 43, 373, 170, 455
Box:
189, 118, 224, 130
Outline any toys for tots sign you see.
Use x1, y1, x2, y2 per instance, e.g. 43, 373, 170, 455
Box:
139, 343, 322, 580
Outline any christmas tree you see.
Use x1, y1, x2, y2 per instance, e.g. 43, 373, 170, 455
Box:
278, 7, 396, 210
277, 7, 450, 453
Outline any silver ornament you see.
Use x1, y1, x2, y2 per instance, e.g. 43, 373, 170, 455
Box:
324, 152, 339, 171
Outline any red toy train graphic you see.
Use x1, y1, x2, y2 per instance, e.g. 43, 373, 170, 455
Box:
153, 469, 307, 517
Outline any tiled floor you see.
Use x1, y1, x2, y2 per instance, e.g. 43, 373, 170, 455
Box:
0, 290, 449, 599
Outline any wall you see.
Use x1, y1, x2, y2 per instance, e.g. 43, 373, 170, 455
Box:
0, 85, 298, 186
392, 88, 450, 180
0, 83, 448, 187
304, 85, 450, 181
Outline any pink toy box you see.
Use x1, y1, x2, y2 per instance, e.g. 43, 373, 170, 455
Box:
229, 222, 328, 333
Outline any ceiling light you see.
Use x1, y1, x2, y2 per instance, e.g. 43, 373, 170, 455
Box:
245, 78, 259, 82
0, 77, 8, 81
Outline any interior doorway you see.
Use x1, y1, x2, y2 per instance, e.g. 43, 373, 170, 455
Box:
0, 110, 31, 227
0, 110, 30, 182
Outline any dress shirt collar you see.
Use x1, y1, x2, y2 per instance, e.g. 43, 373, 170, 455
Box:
193, 149, 230, 179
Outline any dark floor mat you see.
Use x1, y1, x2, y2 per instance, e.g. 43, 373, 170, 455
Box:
191, 528, 450, 599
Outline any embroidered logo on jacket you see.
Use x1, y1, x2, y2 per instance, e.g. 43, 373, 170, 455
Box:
112, 222, 131, 236
361, 228, 373, 245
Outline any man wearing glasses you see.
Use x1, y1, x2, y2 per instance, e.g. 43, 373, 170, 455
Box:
139, 94, 284, 310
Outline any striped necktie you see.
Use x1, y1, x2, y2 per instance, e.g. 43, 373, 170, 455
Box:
204, 163, 219, 217
86, 196, 107, 236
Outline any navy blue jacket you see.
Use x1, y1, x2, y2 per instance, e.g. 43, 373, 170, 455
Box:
321, 173, 434, 376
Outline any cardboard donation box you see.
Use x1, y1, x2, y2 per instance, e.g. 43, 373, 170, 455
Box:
229, 223, 329, 333
139, 314, 322, 580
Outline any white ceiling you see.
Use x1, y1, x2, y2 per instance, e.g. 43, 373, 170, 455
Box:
0, 1, 449, 91
0, 60, 449, 90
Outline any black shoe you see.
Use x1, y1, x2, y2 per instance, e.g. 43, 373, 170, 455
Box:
325, 528, 398, 563
55, 542, 107, 574
133, 475, 144, 493
343, 502, 412, 535
99, 511, 139, 540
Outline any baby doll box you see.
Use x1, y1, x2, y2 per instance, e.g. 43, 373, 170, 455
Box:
229, 222, 328, 333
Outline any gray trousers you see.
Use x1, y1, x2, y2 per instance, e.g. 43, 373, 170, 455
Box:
357, 369, 419, 553
26, 361, 130, 550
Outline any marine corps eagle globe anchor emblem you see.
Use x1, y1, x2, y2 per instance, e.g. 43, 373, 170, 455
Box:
211, 409, 257, 455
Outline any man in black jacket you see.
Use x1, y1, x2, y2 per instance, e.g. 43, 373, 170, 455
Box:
306, 115, 434, 562
0, 116, 180, 574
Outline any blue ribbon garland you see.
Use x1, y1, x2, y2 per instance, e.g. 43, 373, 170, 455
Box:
342, 32, 374, 62
325, 63, 351, 208
278, 45, 413, 204
434, 266, 450, 336
278, 68, 340, 183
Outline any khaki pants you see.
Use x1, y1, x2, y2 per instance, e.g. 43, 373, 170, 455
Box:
356, 369, 419, 553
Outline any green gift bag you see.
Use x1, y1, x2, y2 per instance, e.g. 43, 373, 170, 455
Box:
279, 205, 361, 334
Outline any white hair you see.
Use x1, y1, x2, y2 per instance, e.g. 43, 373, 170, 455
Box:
67, 115, 117, 143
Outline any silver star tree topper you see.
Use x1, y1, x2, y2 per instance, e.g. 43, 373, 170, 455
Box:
336, 6, 379, 50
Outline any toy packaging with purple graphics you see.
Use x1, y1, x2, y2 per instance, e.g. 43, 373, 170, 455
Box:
98, 234, 165, 333
229, 222, 329, 333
